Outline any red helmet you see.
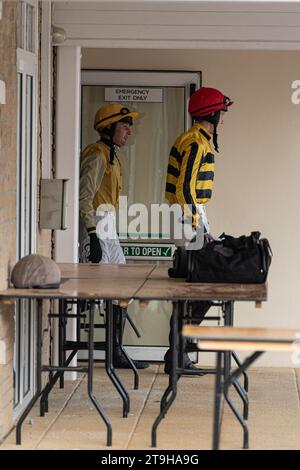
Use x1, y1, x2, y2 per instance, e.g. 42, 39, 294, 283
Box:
188, 87, 233, 118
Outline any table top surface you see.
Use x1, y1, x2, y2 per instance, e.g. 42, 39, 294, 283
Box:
0, 263, 267, 301
58, 263, 156, 279
135, 278, 267, 301
0, 277, 146, 300
148, 266, 171, 279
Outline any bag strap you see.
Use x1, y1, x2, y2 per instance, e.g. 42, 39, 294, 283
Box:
251, 231, 261, 242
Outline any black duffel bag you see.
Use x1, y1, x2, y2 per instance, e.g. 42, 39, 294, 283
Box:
168, 246, 190, 278
187, 231, 272, 283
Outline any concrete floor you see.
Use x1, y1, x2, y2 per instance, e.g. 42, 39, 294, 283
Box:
1, 364, 300, 450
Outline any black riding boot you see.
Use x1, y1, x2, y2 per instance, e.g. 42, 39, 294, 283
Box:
112, 306, 149, 369
164, 301, 212, 374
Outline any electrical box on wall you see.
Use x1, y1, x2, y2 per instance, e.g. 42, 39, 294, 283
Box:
40, 179, 68, 230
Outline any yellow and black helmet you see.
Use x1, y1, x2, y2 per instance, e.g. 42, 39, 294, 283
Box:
94, 103, 139, 132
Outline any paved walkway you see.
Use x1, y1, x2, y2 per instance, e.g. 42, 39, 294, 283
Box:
1, 365, 300, 450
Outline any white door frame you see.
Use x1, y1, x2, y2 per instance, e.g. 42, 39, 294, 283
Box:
54, 46, 81, 263
54, 46, 81, 378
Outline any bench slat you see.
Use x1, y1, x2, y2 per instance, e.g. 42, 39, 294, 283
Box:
182, 326, 300, 352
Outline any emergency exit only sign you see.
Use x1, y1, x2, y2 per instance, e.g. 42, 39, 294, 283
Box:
105, 87, 163, 103
121, 243, 174, 260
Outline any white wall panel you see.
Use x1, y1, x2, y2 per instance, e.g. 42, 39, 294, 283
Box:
53, 1, 300, 50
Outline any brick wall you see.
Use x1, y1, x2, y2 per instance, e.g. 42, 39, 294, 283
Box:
0, 1, 53, 442
0, 0, 17, 441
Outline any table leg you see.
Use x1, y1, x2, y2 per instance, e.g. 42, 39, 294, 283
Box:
105, 300, 130, 418
212, 352, 223, 450
223, 301, 233, 377
118, 307, 139, 390
40, 298, 74, 416
40, 349, 78, 417
58, 299, 65, 389
16, 299, 43, 445
213, 351, 263, 449
151, 301, 180, 447
232, 351, 249, 393
223, 301, 249, 420
87, 301, 112, 446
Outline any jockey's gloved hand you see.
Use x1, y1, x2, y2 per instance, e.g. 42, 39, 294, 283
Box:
88, 233, 102, 263
204, 232, 222, 243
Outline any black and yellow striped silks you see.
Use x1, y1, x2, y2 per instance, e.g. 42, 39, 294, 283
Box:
165, 123, 215, 227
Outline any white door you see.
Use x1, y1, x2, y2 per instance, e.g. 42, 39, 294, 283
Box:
80, 70, 200, 361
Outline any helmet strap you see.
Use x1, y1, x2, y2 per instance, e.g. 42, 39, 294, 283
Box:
196, 110, 221, 153
212, 124, 219, 153
101, 124, 117, 164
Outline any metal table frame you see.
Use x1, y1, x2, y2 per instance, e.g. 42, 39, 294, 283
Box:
182, 325, 299, 449
15, 298, 112, 446
132, 274, 267, 448
39, 299, 136, 420
150, 299, 249, 447
0, 267, 154, 447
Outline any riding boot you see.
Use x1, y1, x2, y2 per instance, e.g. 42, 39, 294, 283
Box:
164, 301, 212, 374
112, 306, 149, 369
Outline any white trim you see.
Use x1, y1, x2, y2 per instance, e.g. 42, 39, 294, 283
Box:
54, 46, 81, 263
16, 49, 38, 257
54, 46, 81, 379
17, 49, 37, 74
82, 70, 200, 87
53, 1, 300, 51
65, 39, 300, 51
41, 1, 53, 178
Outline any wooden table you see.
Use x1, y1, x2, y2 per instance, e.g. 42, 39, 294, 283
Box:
137, 277, 267, 301
0, 276, 148, 300
0, 270, 150, 447
58, 262, 156, 280
0, 264, 268, 448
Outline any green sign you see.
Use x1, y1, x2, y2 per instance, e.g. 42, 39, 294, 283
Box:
121, 243, 174, 260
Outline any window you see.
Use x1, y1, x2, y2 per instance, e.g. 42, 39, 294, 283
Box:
16, 0, 36, 53
14, 0, 38, 416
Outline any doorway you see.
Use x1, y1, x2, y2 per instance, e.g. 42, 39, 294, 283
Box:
80, 70, 201, 360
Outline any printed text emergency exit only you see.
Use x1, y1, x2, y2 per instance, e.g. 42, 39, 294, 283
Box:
105, 87, 163, 103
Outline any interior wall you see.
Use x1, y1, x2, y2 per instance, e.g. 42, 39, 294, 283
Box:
82, 49, 300, 366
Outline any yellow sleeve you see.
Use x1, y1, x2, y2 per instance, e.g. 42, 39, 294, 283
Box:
79, 154, 106, 233
175, 142, 203, 228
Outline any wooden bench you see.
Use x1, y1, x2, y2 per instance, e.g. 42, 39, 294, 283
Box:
182, 325, 300, 450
